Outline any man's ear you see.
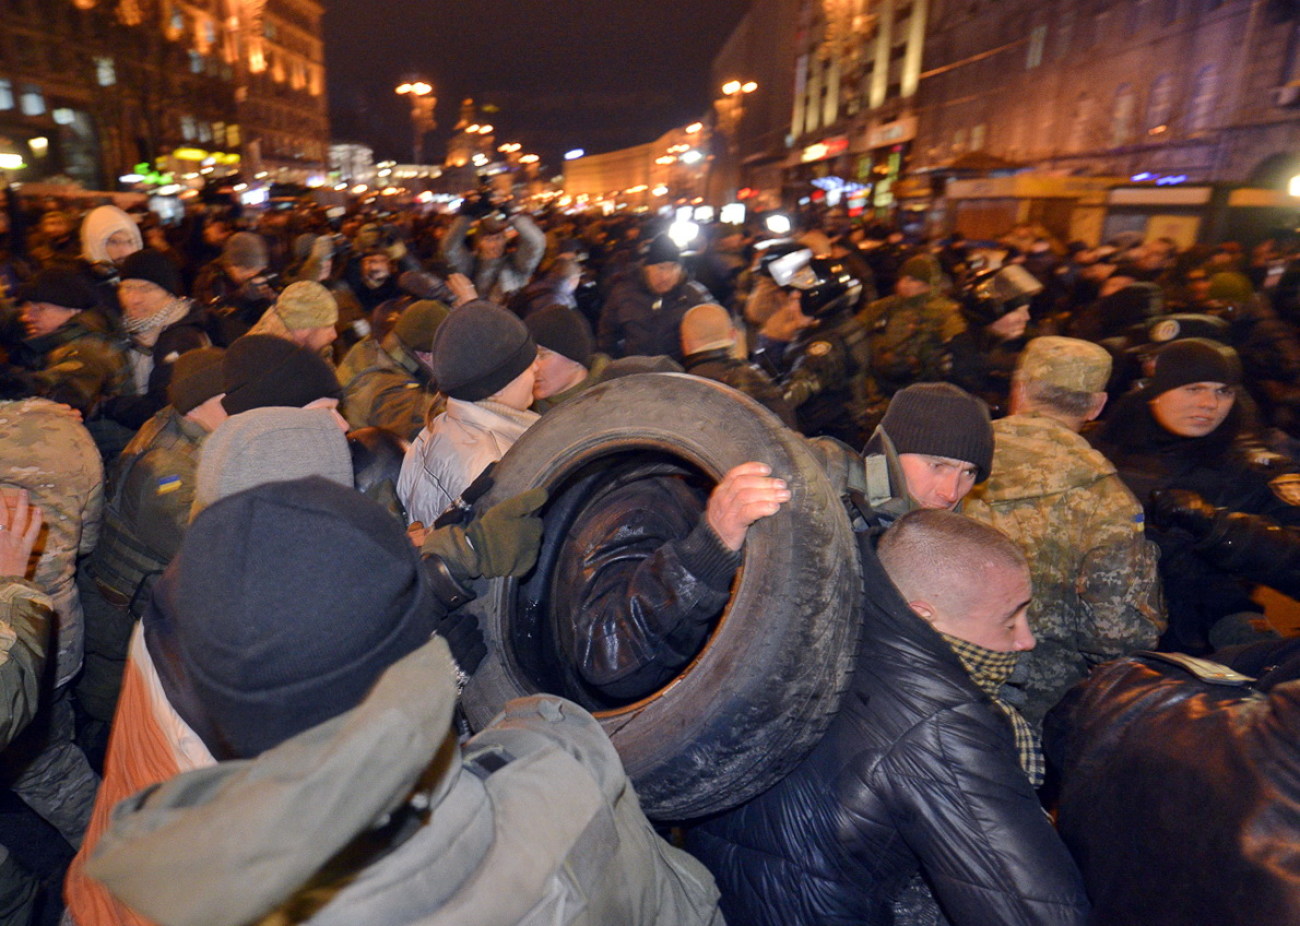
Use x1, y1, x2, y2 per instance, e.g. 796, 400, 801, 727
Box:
908, 600, 936, 624
1085, 391, 1108, 422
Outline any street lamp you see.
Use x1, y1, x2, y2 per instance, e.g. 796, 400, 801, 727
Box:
395, 80, 436, 164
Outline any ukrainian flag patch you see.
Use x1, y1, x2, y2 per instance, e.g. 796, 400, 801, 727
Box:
157, 475, 182, 495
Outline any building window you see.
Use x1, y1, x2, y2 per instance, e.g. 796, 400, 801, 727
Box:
227, 124, 240, 148
1189, 65, 1218, 132
1056, 9, 1075, 59
197, 121, 212, 144
19, 84, 44, 116
1146, 74, 1173, 132
952, 127, 967, 154
1069, 94, 1094, 150
0, 80, 12, 111
181, 115, 197, 141
1026, 25, 1047, 69
95, 56, 116, 87
169, 6, 184, 37
1110, 83, 1137, 146
189, 51, 204, 74
970, 123, 987, 150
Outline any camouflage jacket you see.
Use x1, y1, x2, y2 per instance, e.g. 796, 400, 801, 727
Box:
24, 312, 132, 417
87, 406, 208, 614
338, 332, 438, 441
858, 292, 965, 395
0, 579, 50, 751
0, 398, 104, 686
964, 412, 1165, 726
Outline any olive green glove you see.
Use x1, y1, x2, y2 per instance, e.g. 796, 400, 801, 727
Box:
421, 487, 548, 581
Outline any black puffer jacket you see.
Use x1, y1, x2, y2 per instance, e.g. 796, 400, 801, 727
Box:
1045, 653, 1300, 926
685, 531, 1089, 926
1092, 394, 1300, 653
597, 269, 713, 361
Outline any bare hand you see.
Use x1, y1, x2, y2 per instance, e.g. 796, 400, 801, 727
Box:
447, 273, 478, 307
0, 489, 43, 579
705, 462, 791, 551
407, 521, 429, 548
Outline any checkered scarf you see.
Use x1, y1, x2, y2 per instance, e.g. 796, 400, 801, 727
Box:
940, 633, 1045, 787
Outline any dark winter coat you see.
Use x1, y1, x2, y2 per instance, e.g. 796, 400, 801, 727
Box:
597, 269, 713, 361
685, 531, 1090, 926
1093, 395, 1300, 653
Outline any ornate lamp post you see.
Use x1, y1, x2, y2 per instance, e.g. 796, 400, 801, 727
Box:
395, 80, 436, 164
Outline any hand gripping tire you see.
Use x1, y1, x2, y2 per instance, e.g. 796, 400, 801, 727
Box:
459, 373, 862, 820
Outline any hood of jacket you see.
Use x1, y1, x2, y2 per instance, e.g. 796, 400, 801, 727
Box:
87, 637, 461, 926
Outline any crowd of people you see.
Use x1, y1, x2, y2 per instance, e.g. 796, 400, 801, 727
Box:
0, 184, 1299, 925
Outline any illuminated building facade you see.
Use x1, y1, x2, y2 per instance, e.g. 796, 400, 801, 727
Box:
0, 1, 327, 189
236, 0, 329, 183
913, 0, 1300, 189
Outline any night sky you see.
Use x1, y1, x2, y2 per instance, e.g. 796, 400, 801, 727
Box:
323, 0, 751, 171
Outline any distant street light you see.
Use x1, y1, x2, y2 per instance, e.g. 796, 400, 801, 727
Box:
395, 79, 437, 164
564, 148, 586, 161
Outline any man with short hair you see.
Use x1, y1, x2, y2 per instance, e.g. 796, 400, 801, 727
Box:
598, 234, 713, 361
681, 302, 796, 427
964, 336, 1165, 723
687, 509, 1089, 926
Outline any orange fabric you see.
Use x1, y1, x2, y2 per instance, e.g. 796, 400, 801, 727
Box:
64, 658, 177, 926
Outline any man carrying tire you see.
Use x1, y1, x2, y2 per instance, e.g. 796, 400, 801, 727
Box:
686, 509, 1090, 925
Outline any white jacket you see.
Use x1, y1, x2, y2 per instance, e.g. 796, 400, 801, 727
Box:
398, 398, 538, 526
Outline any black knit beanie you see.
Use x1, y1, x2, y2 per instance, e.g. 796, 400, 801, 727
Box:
221, 334, 342, 414
18, 268, 97, 310
432, 300, 536, 401
525, 305, 594, 366
167, 347, 226, 413
1146, 337, 1242, 397
154, 477, 437, 759
120, 249, 183, 296
880, 383, 994, 481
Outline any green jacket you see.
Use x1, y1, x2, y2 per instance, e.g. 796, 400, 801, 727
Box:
25, 311, 131, 417
339, 333, 439, 441
87, 406, 209, 612
964, 412, 1166, 725
858, 292, 965, 395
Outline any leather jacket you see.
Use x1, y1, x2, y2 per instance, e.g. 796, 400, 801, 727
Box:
686, 531, 1089, 926
549, 474, 739, 706
1045, 653, 1300, 926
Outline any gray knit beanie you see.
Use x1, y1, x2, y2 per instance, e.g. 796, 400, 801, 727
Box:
192, 407, 352, 517
432, 300, 537, 401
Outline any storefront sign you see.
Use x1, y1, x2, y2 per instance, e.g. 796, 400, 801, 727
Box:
864, 116, 917, 150
801, 136, 849, 163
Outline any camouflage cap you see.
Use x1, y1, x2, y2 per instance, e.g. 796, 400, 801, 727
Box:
1016, 336, 1111, 394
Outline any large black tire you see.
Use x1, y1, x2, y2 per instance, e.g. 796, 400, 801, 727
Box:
460, 373, 862, 820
